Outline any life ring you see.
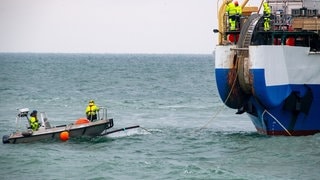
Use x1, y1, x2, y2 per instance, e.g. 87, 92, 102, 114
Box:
75, 118, 90, 125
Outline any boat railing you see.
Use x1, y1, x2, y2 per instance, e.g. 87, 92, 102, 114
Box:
222, 11, 320, 50
98, 107, 108, 121
39, 112, 51, 129
224, 13, 317, 33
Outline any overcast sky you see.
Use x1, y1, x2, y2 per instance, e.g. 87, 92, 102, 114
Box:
0, 0, 222, 54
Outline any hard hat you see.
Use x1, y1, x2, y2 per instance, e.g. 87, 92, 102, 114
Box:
89, 100, 94, 103
30, 110, 37, 116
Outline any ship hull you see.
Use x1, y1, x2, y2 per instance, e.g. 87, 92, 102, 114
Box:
215, 45, 320, 136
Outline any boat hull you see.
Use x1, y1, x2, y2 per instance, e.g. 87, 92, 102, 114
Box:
215, 45, 320, 136
3, 119, 114, 143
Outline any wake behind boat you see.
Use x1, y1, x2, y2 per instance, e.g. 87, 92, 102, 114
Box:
3, 107, 114, 144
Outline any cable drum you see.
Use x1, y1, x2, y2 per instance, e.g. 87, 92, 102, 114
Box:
236, 14, 262, 94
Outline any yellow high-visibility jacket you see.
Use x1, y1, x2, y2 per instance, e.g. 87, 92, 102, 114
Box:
86, 104, 99, 116
226, 2, 237, 16
235, 5, 242, 15
29, 116, 39, 131
263, 3, 271, 16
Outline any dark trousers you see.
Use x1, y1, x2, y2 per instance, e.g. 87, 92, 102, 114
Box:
87, 114, 97, 121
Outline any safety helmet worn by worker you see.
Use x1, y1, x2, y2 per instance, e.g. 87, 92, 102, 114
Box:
30, 110, 37, 117
89, 100, 95, 106
234, 1, 238, 6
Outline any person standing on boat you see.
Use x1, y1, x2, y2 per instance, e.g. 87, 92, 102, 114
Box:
226, 0, 237, 31
263, 1, 271, 31
29, 110, 40, 131
234, 1, 242, 30
85, 100, 100, 121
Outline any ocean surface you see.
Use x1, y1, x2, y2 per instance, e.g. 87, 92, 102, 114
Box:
0, 53, 319, 180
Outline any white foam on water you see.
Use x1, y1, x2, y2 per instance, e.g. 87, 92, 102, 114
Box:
104, 127, 152, 138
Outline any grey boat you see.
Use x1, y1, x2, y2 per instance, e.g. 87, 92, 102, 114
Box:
3, 107, 114, 144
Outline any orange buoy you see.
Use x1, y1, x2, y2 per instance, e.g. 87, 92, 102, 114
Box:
60, 131, 69, 141
75, 118, 90, 125
286, 37, 295, 46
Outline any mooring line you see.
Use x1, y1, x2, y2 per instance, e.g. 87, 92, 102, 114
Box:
194, 61, 239, 133
262, 110, 292, 136
194, 104, 226, 133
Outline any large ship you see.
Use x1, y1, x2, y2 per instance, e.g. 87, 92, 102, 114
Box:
214, 0, 320, 135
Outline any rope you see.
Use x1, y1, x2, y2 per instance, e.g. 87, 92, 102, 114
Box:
195, 13, 263, 133
194, 105, 226, 133
194, 60, 239, 133
262, 110, 292, 136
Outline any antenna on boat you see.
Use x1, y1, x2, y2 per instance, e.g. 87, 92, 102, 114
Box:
16, 108, 29, 131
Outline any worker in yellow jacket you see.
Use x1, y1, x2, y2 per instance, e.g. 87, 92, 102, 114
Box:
263, 1, 271, 31
86, 100, 100, 121
29, 110, 40, 131
226, 0, 237, 30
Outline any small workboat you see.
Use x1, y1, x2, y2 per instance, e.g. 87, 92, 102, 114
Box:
2, 107, 114, 144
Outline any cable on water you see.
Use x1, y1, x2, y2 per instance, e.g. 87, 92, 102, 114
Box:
193, 57, 239, 133
194, 55, 292, 135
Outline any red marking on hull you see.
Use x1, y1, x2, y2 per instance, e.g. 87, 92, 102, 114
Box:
256, 128, 320, 136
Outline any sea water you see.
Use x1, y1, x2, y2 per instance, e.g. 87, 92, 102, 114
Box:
0, 53, 319, 180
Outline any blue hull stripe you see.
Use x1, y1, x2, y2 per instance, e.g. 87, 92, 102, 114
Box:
216, 68, 320, 135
